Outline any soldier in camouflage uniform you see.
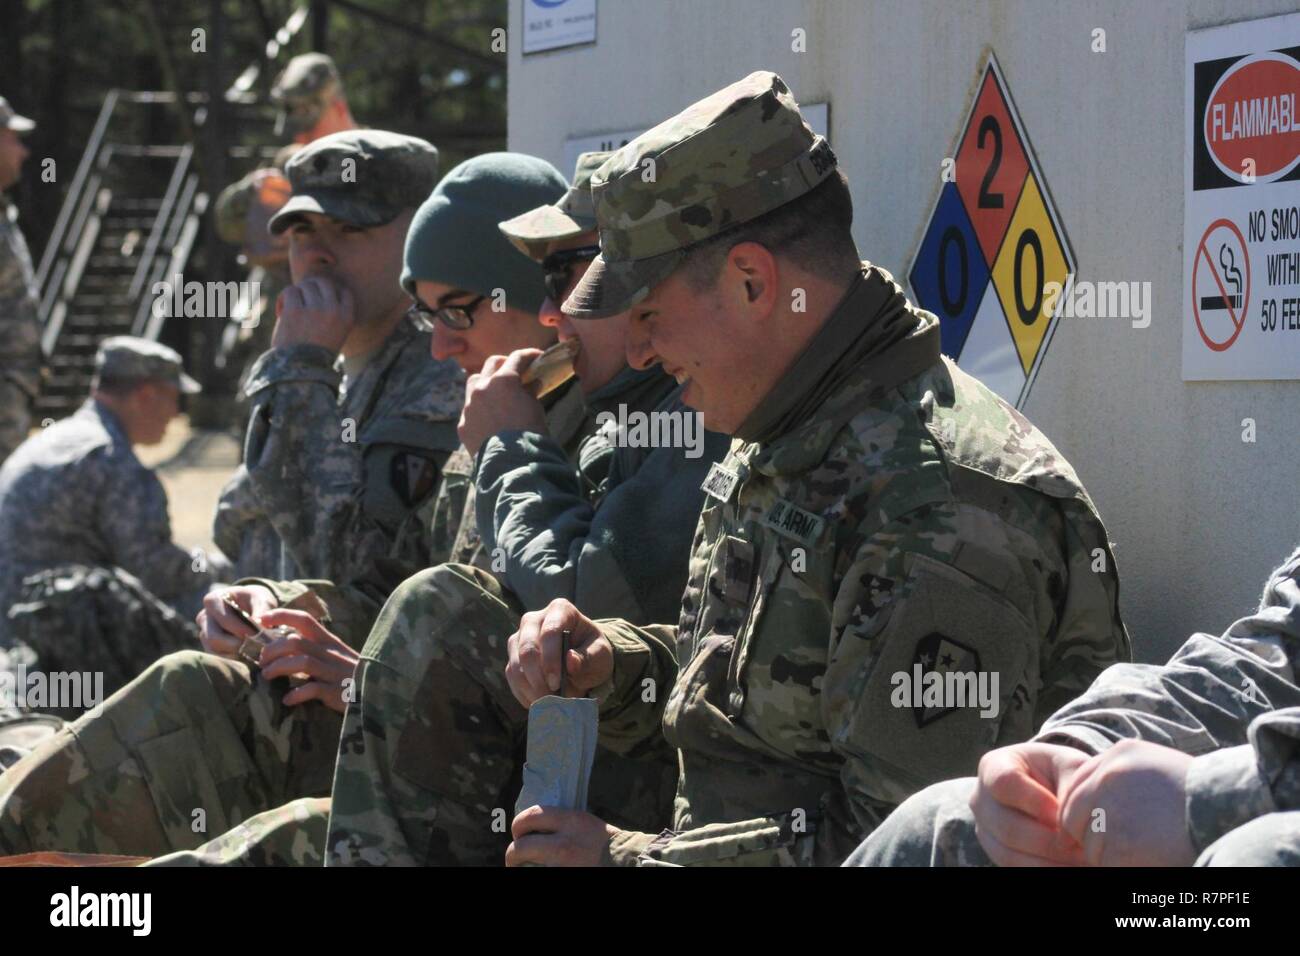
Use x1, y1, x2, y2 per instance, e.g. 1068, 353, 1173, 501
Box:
0, 338, 216, 712
239, 130, 464, 584
850, 545, 1300, 867
211, 167, 293, 580
0, 97, 43, 466
493, 70, 1130, 867
0, 337, 213, 640
270, 53, 357, 145
149, 151, 729, 866
0, 152, 570, 859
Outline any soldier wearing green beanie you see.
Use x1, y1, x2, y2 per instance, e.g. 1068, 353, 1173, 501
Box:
401, 152, 565, 375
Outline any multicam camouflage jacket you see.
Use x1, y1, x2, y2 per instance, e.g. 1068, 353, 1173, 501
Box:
1032, 544, 1300, 855
241, 318, 463, 584
592, 264, 1131, 866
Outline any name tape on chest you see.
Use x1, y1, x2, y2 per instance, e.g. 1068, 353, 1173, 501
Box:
761, 498, 826, 547
701, 462, 741, 502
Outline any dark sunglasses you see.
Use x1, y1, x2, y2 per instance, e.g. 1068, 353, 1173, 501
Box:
407, 293, 486, 332
542, 245, 601, 304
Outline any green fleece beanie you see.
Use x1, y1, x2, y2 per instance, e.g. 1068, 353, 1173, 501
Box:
401, 152, 567, 315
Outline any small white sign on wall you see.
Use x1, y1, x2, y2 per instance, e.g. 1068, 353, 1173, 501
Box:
522, 0, 597, 55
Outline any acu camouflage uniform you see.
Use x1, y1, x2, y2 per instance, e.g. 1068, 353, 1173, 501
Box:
0, 97, 42, 465
0, 396, 213, 651
240, 131, 464, 582
851, 545, 1300, 868
0, 193, 42, 465
552, 71, 1129, 866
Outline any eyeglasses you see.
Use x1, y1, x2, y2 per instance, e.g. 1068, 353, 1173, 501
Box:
407, 293, 486, 332
542, 245, 600, 305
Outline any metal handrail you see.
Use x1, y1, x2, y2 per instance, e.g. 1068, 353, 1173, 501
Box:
142, 191, 207, 341
131, 171, 200, 335
34, 90, 119, 292
127, 143, 192, 300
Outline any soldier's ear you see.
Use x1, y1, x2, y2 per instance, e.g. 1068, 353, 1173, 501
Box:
726, 241, 778, 312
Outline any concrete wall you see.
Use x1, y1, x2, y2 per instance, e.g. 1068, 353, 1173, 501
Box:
507, 0, 1300, 663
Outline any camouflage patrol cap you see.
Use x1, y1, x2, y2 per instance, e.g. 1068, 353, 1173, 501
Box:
498, 150, 612, 260
214, 168, 292, 252
563, 71, 837, 318
268, 129, 439, 235
0, 97, 35, 133
94, 336, 201, 394
271, 53, 342, 137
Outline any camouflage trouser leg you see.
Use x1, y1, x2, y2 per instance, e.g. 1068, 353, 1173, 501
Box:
326, 563, 676, 866
1195, 811, 1300, 866
843, 778, 991, 867
146, 797, 332, 866
0, 650, 341, 857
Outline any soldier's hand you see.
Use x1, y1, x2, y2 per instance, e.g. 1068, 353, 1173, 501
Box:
458, 349, 549, 458
505, 806, 620, 866
506, 598, 612, 708
255, 609, 360, 714
1056, 739, 1197, 867
197, 584, 279, 658
970, 742, 1090, 867
272, 274, 356, 353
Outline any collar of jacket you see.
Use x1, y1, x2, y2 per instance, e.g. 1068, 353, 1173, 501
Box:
85, 398, 130, 446
737, 264, 942, 478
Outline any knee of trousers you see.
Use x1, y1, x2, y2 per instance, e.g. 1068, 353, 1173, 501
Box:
0, 650, 265, 853
360, 563, 520, 679
1196, 811, 1300, 866
844, 778, 981, 867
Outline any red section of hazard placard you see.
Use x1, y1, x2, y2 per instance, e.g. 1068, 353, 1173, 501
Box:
1191, 218, 1251, 352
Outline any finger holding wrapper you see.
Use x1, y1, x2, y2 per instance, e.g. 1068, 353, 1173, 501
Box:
520, 339, 579, 398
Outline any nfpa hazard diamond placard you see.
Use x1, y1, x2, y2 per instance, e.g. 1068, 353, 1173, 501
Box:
908, 55, 1075, 408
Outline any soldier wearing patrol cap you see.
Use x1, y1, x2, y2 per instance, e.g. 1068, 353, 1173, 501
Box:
0, 335, 215, 657
0, 96, 44, 466
226, 128, 464, 585
493, 70, 1132, 866
270, 52, 357, 145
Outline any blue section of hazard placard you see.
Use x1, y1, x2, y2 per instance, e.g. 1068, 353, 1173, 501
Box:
909, 182, 990, 359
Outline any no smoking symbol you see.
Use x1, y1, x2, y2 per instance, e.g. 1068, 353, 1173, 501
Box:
1192, 218, 1251, 352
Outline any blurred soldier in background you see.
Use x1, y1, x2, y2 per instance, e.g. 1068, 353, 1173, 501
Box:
0, 97, 44, 466
0, 337, 220, 715
270, 53, 357, 145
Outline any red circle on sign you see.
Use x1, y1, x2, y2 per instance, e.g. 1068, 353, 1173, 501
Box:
1204, 53, 1300, 184
1192, 218, 1251, 352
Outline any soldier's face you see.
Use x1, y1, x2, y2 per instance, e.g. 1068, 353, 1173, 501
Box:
287, 212, 408, 329
0, 129, 29, 192
626, 268, 762, 434
538, 241, 630, 394
132, 381, 180, 446
415, 279, 555, 375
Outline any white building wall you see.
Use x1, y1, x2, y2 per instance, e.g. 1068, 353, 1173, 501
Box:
507, 0, 1300, 663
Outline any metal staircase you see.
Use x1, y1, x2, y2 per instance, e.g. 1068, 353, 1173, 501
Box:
34, 92, 208, 421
